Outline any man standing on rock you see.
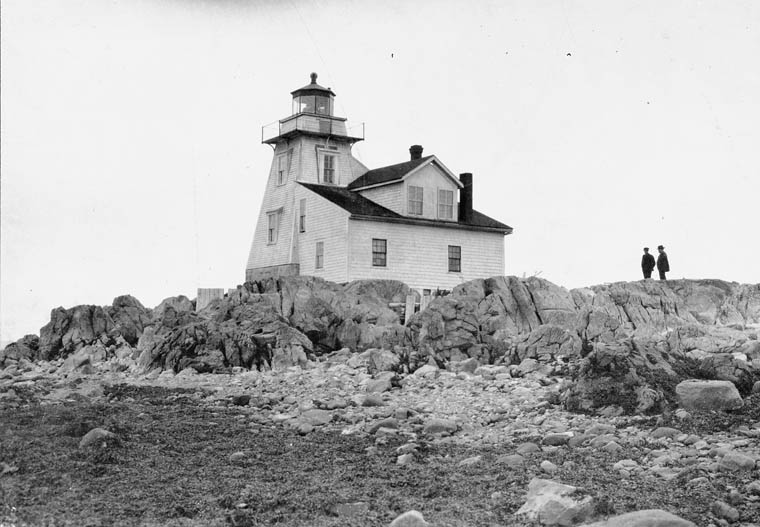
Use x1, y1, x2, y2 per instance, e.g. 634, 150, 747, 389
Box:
656, 245, 670, 280
641, 247, 655, 279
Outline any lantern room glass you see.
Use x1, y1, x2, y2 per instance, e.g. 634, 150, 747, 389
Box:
292, 95, 332, 116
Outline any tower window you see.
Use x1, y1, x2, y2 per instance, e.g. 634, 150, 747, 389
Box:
438, 189, 454, 219
372, 238, 387, 267
448, 245, 461, 272
299, 199, 306, 233
267, 211, 280, 244
315, 241, 324, 269
277, 155, 287, 185
408, 186, 423, 215
323, 154, 335, 184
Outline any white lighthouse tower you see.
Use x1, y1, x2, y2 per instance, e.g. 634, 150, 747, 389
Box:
245, 73, 366, 282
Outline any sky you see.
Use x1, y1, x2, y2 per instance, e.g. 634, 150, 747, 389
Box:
2, 0, 759, 343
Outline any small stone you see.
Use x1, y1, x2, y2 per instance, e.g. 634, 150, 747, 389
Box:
334, 501, 370, 517
367, 417, 398, 434
229, 451, 247, 464
727, 489, 743, 506
365, 377, 392, 393
516, 442, 540, 455
497, 454, 525, 469
389, 510, 429, 527
230, 395, 251, 406
719, 451, 756, 471
297, 423, 314, 435
543, 433, 572, 446
540, 460, 558, 473
458, 455, 482, 467
516, 478, 595, 525
711, 501, 740, 521
79, 428, 119, 449
602, 441, 623, 454
745, 480, 760, 495
422, 418, 457, 436
582, 509, 696, 526
361, 394, 385, 407
651, 427, 681, 439
397, 453, 414, 465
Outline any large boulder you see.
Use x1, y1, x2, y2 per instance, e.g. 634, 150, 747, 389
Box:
140, 295, 313, 373
39, 305, 115, 360
675, 380, 743, 412
516, 478, 596, 526
106, 295, 152, 346
0, 334, 39, 366
561, 338, 687, 414
581, 509, 696, 527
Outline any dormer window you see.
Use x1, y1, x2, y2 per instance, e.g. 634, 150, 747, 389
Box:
408, 186, 423, 215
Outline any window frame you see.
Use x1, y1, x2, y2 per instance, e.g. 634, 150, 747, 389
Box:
299, 199, 306, 233
438, 188, 454, 220
448, 245, 461, 272
315, 241, 324, 269
408, 185, 424, 215
323, 154, 336, 184
276, 150, 292, 186
267, 211, 281, 245
372, 238, 387, 267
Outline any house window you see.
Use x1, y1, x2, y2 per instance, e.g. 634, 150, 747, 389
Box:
438, 189, 454, 219
267, 211, 280, 244
315, 241, 324, 269
299, 199, 306, 233
372, 238, 387, 267
323, 154, 335, 184
408, 185, 423, 215
448, 245, 461, 272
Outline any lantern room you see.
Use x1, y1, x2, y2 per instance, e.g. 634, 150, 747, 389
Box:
291, 72, 335, 116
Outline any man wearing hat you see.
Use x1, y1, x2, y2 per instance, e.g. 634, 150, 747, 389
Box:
656, 245, 670, 280
641, 248, 655, 279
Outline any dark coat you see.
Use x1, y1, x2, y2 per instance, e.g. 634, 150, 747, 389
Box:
641, 253, 655, 272
657, 252, 670, 272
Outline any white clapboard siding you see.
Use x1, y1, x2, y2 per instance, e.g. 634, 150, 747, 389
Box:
295, 185, 350, 282
347, 219, 505, 291
357, 184, 403, 214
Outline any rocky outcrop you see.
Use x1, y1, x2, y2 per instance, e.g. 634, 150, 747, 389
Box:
3, 277, 759, 399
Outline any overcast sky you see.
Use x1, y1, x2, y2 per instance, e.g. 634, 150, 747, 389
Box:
2, 0, 759, 342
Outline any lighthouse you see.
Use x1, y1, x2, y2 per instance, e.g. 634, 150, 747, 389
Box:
245, 73, 511, 290
245, 73, 366, 282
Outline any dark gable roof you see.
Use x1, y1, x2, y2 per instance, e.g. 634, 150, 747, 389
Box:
299, 183, 402, 218
299, 182, 512, 234
346, 156, 434, 190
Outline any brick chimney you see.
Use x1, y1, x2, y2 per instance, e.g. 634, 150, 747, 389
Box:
409, 145, 423, 160
458, 173, 473, 223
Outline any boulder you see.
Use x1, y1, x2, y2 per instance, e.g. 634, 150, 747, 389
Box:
561, 339, 683, 414
106, 295, 151, 346
675, 380, 743, 412
516, 478, 595, 526
698, 353, 756, 393
0, 335, 39, 367
368, 348, 400, 374
39, 305, 115, 360
389, 510, 430, 527
580, 509, 696, 526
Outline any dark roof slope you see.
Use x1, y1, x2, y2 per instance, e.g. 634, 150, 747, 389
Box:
299, 183, 402, 218
300, 182, 512, 234
346, 156, 434, 190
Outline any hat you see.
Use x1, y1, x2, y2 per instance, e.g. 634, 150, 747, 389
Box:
644, 247, 649, 251
657, 245, 664, 250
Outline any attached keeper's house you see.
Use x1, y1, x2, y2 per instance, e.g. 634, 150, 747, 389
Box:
245, 73, 512, 293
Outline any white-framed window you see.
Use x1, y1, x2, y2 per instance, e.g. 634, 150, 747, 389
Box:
267, 211, 280, 244
448, 245, 461, 272
315, 241, 324, 269
408, 185, 423, 215
372, 238, 387, 267
323, 154, 336, 184
299, 199, 306, 233
438, 189, 454, 219
276, 150, 292, 186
